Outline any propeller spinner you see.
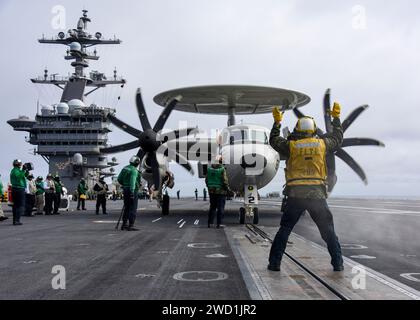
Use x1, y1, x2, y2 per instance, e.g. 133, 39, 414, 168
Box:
101, 88, 196, 189
293, 89, 385, 192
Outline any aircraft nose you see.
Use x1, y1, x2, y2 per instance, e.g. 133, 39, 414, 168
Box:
240, 153, 267, 169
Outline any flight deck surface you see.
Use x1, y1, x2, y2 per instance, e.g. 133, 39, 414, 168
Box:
0, 198, 419, 300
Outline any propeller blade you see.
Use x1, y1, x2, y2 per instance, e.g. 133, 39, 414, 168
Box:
335, 148, 368, 185
108, 114, 142, 138
153, 96, 182, 132
342, 105, 369, 132
323, 88, 333, 133
148, 152, 161, 189
158, 127, 199, 142
136, 88, 152, 130
100, 140, 141, 154
293, 107, 306, 119
342, 138, 385, 148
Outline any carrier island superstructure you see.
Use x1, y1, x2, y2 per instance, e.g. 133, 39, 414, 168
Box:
7, 10, 125, 193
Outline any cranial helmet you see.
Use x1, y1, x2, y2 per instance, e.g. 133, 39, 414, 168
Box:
13, 159, 22, 167
294, 117, 317, 135
214, 154, 223, 164
129, 155, 141, 166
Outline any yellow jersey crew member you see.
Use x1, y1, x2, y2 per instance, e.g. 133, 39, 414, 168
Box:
268, 103, 344, 272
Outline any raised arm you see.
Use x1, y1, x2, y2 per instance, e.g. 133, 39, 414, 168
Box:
323, 102, 344, 152
269, 107, 289, 157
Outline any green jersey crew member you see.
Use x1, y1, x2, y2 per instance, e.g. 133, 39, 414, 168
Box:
10, 160, 29, 225
53, 175, 64, 214
117, 155, 141, 231
268, 103, 344, 272
205, 156, 230, 228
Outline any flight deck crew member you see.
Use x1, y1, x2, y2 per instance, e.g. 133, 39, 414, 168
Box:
0, 174, 8, 222
117, 156, 141, 231
10, 159, 29, 225
94, 177, 108, 215
206, 156, 230, 228
35, 176, 45, 215
24, 174, 36, 217
267, 104, 344, 272
44, 174, 56, 215
77, 178, 88, 210
53, 175, 64, 214
194, 188, 198, 201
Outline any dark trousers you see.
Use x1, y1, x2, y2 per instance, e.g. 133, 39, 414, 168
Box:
123, 188, 138, 226
77, 197, 86, 210
96, 194, 107, 214
53, 193, 61, 214
269, 198, 343, 268
45, 192, 54, 215
12, 188, 25, 223
208, 193, 226, 226
24, 194, 35, 216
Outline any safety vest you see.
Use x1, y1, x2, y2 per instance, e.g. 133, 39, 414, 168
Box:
207, 167, 224, 189
286, 137, 327, 186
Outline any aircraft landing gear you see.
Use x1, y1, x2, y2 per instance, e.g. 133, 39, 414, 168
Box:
253, 207, 259, 224
238, 184, 260, 224
239, 207, 246, 224
238, 205, 259, 224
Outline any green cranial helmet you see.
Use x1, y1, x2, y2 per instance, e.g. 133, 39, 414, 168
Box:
129, 155, 141, 166
13, 159, 22, 167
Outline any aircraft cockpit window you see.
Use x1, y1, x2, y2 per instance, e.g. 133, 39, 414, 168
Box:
250, 130, 268, 144
229, 130, 247, 144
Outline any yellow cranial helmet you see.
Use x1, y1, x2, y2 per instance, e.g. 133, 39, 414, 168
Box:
295, 117, 317, 135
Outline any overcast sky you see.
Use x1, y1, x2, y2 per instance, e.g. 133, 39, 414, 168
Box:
0, 0, 419, 197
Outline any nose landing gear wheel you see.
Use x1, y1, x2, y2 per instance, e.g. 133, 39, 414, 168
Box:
239, 207, 245, 224
252, 207, 259, 224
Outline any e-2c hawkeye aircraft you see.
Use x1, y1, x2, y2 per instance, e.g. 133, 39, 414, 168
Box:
101, 85, 384, 222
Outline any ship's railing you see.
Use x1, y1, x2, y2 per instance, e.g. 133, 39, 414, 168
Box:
37, 145, 102, 155
34, 133, 108, 141
33, 122, 111, 130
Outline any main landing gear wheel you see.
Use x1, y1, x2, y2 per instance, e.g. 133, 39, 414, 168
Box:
239, 207, 246, 224
162, 194, 170, 216
252, 207, 259, 225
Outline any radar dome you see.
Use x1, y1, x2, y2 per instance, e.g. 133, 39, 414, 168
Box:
73, 153, 83, 165
41, 105, 54, 116
68, 99, 86, 112
69, 42, 82, 52
56, 102, 69, 114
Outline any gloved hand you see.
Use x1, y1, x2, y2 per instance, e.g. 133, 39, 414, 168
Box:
331, 102, 341, 118
272, 106, 284, 123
